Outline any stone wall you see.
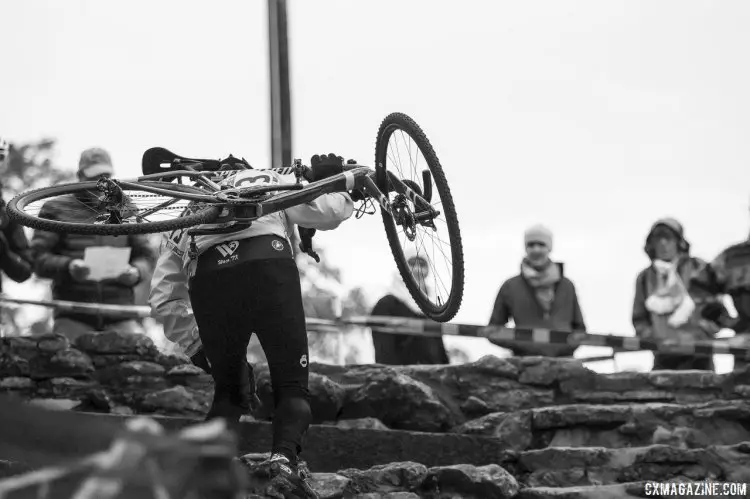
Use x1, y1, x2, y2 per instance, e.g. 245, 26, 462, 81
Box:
3, 330, 750, 453
3, 330, 750, 497
0, 331, 213, 417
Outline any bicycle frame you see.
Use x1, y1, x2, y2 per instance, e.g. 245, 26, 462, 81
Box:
113, 162, 438, 235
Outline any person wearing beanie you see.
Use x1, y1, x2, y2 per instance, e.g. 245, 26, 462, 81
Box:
29, 147, 157, 340
488, 224, 586, 357
370, 247, 450, 365
632, 217, 723, 371
689, 207, 750, 372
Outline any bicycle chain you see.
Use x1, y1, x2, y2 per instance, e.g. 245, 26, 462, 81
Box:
93, 193, 224, 215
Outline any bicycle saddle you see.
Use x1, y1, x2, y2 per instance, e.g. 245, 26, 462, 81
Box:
142, 147, 251, 176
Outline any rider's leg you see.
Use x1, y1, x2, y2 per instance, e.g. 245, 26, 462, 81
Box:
189, 265, 255, 432
249, 257, 318, 498
250, 257, 312, 464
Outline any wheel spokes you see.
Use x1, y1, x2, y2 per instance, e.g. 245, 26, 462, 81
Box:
18, 186, 207, 227
386, 130, 454, 311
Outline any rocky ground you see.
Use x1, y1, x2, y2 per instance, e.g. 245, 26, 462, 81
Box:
2, 330, 750, 498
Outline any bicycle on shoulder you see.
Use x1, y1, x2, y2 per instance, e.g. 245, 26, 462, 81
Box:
8, 113, 464, 321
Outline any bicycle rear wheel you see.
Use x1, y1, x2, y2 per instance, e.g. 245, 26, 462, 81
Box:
8, 181, 221, 235
375, 112, 464, 322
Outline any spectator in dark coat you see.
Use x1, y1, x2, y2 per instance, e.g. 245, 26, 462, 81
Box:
689, 218, 750, 371
0, 193, 33, 293
488, 224, 586, 357
0, 138, 33, 294
632, 218, 722, 371
30, 148, 157, 341
371, 249, 450, 365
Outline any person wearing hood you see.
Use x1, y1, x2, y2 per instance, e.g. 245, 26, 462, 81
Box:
632, 218, 722, 371
370, 249, 450, 365
488, 224, 586, 357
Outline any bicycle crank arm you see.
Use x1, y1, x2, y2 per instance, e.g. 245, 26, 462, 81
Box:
414, 210, 440, 222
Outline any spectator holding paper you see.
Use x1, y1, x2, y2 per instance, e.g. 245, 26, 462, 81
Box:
30, 148, 157, 340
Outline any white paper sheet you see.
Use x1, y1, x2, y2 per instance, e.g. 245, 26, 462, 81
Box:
83, 246, 131, 281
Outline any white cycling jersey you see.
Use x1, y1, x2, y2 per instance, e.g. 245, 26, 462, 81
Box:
149, 168, 354, 357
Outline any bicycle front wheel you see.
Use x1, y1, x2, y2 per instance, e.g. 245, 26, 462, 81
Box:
8, 181, 221, 235
375, 112, 465, 322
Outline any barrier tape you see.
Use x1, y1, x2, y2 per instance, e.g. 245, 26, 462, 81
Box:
0, 297, 153, 319
349, 315, 750, 360
2, 297, 748, 359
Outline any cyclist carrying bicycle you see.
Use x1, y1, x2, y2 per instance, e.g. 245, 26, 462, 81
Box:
149, 153, 353, 498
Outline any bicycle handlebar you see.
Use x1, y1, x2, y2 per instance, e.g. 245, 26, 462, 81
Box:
291, 161, 366, 183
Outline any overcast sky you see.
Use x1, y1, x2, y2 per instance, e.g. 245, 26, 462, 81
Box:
2, 0, 749, 372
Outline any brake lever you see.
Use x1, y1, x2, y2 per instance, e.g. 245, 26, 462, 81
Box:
293, 158, 314, 183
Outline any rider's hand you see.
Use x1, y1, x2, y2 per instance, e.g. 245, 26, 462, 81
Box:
68, 259, 91, 282
116, 265, 141, 287
310, 153, 344, 182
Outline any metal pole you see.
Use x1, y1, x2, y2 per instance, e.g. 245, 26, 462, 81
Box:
268, 0, 292, 169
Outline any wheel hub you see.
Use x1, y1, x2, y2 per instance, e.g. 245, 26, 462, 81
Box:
94, 178, 131, 224
393, 194, 417, 241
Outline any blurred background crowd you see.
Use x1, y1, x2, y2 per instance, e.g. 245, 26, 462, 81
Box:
2, 143, 748, 374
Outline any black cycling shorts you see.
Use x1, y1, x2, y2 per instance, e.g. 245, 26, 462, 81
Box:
188, 235, 309, 405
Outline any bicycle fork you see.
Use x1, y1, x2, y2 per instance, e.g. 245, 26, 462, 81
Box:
362, 164, 440, 241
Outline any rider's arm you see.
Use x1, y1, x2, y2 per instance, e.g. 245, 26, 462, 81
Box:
285, 192, 354, 231
149, 242, 202, 357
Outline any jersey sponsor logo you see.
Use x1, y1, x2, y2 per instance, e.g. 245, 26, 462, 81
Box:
271, 239, 284, 252
299, 354, 308, 368
216, 240, 239, 257
215, 240, 240, 265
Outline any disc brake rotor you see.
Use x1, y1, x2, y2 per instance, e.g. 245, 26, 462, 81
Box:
393, 194, 417, 241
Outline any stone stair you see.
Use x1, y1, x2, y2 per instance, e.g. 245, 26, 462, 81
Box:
3, 331, 750, 497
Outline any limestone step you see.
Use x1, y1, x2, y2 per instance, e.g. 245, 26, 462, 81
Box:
69, 412, 513, 473
514, 442, 750, 488
452, 399, 750, 452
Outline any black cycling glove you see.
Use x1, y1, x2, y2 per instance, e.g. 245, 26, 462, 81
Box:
310, 153, 344, 181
